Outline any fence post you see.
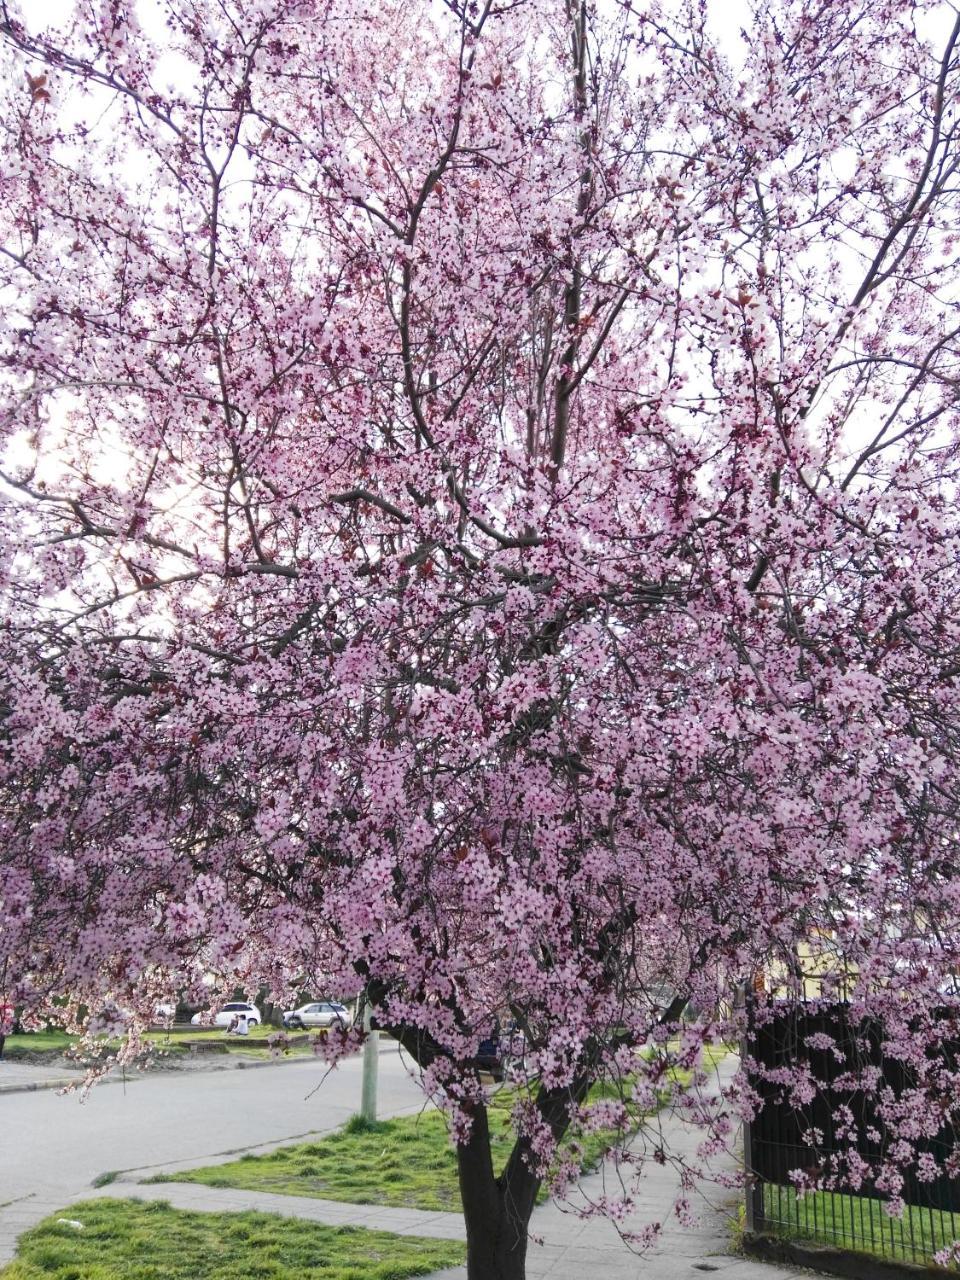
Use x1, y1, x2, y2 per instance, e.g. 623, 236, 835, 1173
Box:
741, 984, 765, 1234
742, 1113, 766, 1233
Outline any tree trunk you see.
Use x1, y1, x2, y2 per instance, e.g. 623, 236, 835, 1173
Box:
456, 1105, 540, 1280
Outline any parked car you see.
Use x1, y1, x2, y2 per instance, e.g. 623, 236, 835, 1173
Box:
476, 1021, 526, 1081
282, 1001, 349, 1030
191, 1001, 261, 1028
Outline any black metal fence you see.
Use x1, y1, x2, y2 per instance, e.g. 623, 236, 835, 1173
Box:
744, 1001, 960, 1265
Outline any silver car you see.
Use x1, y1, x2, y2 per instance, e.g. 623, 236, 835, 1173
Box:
282, 1001, 349, 1030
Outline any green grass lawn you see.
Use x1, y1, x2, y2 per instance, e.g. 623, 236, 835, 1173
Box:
152, 1056, 721, 1213
3, 1030, 76, 1055
0, 1198, 465, 1280
153, 1024, 280, 1042
153, 1109, 484, 1212
147, 1026, 330, 1061
762, 1182, 960, 1265
147, 1028, 274, 1059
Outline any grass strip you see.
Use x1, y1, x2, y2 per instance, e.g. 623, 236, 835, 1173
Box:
154, 1050, 728, 1212
153, 1108, 496, 1212
0, 1197, 465, 1280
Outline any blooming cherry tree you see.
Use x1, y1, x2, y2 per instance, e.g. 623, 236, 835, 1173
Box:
1, 0, 960, 1276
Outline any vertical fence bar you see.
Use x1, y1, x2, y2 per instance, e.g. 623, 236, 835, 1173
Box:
844, 1189, 853, 1250
870, 1189, 878, 1257
891, 1209, 898, 1261
927, 1203, 935, 1261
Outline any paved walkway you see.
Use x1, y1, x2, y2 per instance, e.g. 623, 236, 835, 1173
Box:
423, 1086, 802, 1280
93, 1155, 801, 1280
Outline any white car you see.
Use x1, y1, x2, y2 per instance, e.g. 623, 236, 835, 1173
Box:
191, 1001, 261, 1028
282, 1001, 349, 1030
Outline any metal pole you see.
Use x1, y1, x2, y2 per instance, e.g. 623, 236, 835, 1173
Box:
360, 997, 379, 1124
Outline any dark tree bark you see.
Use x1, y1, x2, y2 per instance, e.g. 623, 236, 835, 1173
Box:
454, 1075, 593, 1280
457, 1103, 539, 1280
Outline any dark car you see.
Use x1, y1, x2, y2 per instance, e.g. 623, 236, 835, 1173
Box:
476, 1022, 527, 1081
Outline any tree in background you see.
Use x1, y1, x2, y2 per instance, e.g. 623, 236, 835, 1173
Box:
1, 1, 959, 1275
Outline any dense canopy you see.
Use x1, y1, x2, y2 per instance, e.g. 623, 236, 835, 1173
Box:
1, 0, 960, 1274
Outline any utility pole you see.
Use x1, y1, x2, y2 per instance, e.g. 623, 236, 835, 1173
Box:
360, 996, 379, 1123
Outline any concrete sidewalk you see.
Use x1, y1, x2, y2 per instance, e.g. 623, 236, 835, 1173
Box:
424, 1161, 800, 1278
426, 1059, 802, 1280
91, 1167, 801, 1280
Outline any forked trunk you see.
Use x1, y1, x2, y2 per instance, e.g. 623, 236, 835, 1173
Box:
463, 1210, 529, 1280
457, 1105, 540, 1280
